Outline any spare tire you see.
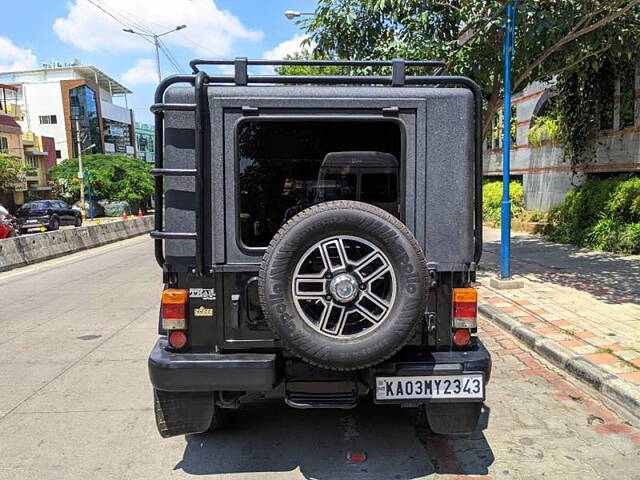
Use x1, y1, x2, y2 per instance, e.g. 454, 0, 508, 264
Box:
259, 200, 427, 371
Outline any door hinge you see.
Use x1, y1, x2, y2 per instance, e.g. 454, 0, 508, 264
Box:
382, 106, 400, 116
425, 312, 436, 332
426, 262, 438, 288
241, 105, 259, 116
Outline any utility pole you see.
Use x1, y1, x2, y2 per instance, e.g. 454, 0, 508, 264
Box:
123, 25, 187, 83
75, 118, 85, 218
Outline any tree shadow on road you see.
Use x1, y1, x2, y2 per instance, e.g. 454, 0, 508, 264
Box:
483, 235, 640, 305
174, 398, 494, 479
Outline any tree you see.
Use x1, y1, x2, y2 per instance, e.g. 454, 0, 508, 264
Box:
48, 154, 153, 207
0, 155, 26, 193
284, 0, 640, 132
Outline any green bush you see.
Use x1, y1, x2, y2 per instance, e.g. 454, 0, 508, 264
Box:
526, 116, 563, 148
618, 223, 640, 254
546, 175, 640, 254
483, 180, 524, 226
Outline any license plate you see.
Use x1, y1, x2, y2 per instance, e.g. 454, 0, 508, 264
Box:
376, 374, 483, 401
26, 219, 37, 223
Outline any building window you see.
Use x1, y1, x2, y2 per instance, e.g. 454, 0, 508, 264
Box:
55, 149, 61, 159
26, 156, 39, 169
39, 115, 57, 124
0, 136, 8, 153
69, 85, 101, 157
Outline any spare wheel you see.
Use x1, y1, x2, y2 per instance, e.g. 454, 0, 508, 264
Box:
258, 200, 428, 371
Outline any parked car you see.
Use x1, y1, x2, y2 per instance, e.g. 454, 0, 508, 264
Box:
147, 58, 489, 438
73, 200, 105, 217
15, 200, 82, 233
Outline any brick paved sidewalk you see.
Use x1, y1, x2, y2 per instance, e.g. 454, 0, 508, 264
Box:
479, 227, 640, 415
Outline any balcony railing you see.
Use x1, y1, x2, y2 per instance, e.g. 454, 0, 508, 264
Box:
0, 103, 23, 120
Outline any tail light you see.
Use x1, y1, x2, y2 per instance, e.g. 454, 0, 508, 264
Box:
452, 287, 477, 329
168, 330, 188, 349
162, 289, 187, 331
452, 328, 471, 346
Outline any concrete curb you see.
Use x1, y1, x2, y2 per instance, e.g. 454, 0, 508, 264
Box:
0, 216, 154, 272
479, 303, 640, 418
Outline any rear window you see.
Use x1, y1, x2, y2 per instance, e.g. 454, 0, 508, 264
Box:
361, 173, 398, 203
19, 201, 46, 212
237, 120, 402, 248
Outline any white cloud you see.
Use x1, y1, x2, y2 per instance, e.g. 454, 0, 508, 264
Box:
0, 36, 38, 72
53, 0, 263, 56
262, 34, 310, 60
122, 58, 158, 85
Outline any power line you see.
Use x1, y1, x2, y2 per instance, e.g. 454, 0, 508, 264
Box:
158, 39, 182, 73
95, 0, 220, 57
85, 0, 186, 80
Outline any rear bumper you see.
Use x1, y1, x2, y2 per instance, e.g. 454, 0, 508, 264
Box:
375, 340, 492, 382
148, 338, 278, 392
148, 337, 491, 395
17, 219, 48, 229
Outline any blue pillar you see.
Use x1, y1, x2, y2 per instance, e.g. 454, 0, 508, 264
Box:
86, 170, 94, 220
501, 0, 517, 279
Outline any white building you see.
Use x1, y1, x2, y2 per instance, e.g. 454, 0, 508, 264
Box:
0, 63, 136, 162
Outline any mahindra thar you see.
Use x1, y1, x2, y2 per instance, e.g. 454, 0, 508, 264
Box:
147, 58, 490, 437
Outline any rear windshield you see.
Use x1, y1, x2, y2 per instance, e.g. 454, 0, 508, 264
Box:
18, 201, 47, 212
237, 120, 402, 248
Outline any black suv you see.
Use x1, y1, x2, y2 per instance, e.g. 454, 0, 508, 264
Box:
16, 199, 82, 233
147, 58, 490, 438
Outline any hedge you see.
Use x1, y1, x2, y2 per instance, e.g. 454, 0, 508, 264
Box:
545, 175, 640, 254
482, 179, 524, 226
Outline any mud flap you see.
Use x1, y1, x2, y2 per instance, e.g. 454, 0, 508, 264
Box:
154, 389, 215, 438
425, 402, 483, 435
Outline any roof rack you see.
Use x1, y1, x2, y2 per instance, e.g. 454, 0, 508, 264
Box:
150, 58, 483, 276
189, 58, 447, 86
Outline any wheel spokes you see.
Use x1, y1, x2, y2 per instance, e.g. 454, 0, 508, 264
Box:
294, 276, 327, 298
319, 303, 346, 334
355, 252, 389, 282
320, 238, 348, 272
293, 235, 396, 338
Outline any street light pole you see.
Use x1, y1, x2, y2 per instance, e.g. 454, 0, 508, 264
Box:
75, 118, 85, 218
153, 36, 162, 82
500, 0, 517, 279
123, 25, 187, 82
284, 10, 314, 19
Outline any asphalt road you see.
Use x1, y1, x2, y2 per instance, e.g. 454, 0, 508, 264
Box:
1, 236, 638, 480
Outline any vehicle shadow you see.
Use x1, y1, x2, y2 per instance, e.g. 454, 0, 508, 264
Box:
174, 398, 494, 479
483, 235, 640, 305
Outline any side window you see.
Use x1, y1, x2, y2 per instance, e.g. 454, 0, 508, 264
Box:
39, 115, 58, 125
0, 136, 8, 153
360, 173, 398, 203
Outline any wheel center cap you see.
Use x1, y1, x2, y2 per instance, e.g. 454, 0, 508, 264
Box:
329, 273, 359, 303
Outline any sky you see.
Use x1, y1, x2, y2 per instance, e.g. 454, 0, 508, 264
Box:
1, 0, 317, 124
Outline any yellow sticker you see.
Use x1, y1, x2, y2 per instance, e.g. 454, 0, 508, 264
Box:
193, 306, 213, 317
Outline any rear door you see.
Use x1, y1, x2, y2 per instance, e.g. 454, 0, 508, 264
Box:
217, 96, 424, 349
